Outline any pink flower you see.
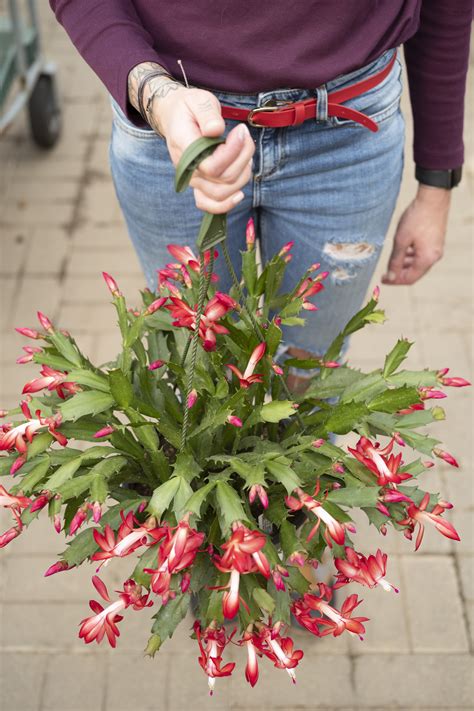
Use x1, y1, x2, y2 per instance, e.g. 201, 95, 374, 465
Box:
246, 217, 256, 249
29, 492, 51, 513
241, 630, 260, 687
278, 241, 294, 258
187, 389, 198, 409
348, 436, 412, 487
433, 448, 459, 468
272, 564, 289, 591
37, 311, 54, 332
437, 369, 470, 388
249, 484, 269, 510
194, 621, 235, 694
145, 297, 167, 315
93, 425, 115, 439
22, 365, 80, 399
92, 511, 166, 569
102, 272, 121, 297
148, 359, 165, 371
398, 493, 460, 551
0, 525, 22, 548
296, 276, 325, 310
79, 576, 152, 647
271, 362, 284, 376
44, 560, 73, 577
334, 547, 398, 592
226, 414, 242, 427
15, 327, 41, 339
69, 506, 89, 535
16, 346, 42, 364
285, 484, 346, 546
226, 343, 266, 389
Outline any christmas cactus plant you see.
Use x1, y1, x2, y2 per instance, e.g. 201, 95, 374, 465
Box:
0, 139, 469, 693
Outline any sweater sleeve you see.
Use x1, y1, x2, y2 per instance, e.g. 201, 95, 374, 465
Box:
403, 0, 472, 170
49, 1, 170, 124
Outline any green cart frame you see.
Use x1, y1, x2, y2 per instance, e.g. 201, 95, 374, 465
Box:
0, 0, 61, 147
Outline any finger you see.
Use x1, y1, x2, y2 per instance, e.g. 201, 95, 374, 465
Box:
198, 124, 252, 178
382, 239, 411, 284
195, 140, 254, 185
185, 91, 225, 136
190, 162, 252, 201
193, 186, 246, 214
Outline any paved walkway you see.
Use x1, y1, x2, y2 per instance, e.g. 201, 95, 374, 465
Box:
0, 7, 472, 711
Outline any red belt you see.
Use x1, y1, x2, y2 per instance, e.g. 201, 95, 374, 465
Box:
220, 51, 396, 132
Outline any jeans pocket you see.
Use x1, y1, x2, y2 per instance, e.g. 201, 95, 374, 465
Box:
110, 97, 162, 141
331, 55, 403, 128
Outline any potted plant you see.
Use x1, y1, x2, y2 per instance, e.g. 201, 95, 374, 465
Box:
0, 139, 468, 693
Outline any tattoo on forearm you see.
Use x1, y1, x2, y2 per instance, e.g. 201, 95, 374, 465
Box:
127, 61, 176, 112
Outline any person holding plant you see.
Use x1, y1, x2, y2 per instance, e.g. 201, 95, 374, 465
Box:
49, 1, 471, 389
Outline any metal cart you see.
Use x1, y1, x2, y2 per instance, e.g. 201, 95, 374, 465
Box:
0, 0, 61, 147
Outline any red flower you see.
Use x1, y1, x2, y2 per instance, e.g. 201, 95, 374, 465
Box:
254, 623, 303, 683
226, 343, 266, 389
165, 292, 236, 351
92, 511, 166, 569
22, 365, 80, 399
0, 402, 67, 474
285, 484, 346, 546
0, 484, 31, 524
194, 621, 235, 694
334, 547, 398, 592
348, 436, 412, 487
213, 523, 270, 619
397, 493, 460, 551
144, 515, 204, 603
292, 585, 369, 640
79, 576, 152, 647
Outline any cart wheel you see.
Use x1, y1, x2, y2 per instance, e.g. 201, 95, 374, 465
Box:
28, 74, 62, 149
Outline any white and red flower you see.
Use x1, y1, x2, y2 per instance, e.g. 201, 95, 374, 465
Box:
292, 584, 369, 640
348, 436, 412, 487
249, 484, 269, 510
213, 523, 270, 619
79, 576, 152, 647
253, 623, 303, 683
226, 343, 266, 389
194, 621, 235, 694
144, 515, 204, 603
285, 484, 346, 546
334, 547, 398, 592
165, 292, 237, 351
22, 365, 80, 399
0, 402, 67, 474
397, 493, 460, 550
92, 511, 166, 569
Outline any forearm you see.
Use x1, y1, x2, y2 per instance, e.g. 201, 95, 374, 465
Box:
127, 62, 185, 134
404, 0, 471, 170
49, 1, 168, 124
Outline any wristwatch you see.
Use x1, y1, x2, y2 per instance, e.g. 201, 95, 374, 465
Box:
415, 165, 463, 189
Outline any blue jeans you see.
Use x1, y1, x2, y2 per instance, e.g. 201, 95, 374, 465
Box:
109, 48, 404, 373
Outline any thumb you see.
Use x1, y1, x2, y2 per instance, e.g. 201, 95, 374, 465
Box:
186, 92, 225, 137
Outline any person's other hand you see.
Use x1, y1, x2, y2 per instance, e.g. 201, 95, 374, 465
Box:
382, 185, 451, 285
146, 77, 255, 214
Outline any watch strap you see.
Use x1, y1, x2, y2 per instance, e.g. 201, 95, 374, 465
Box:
415, 165, 463, 189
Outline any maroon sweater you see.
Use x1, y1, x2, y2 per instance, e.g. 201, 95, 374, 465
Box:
49, 1, 471, 169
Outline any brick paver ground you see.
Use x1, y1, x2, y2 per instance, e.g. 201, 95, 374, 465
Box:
0, 6, 472, 711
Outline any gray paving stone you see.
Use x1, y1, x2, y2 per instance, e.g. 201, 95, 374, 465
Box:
354, 653, 473, 707
0, 651, 46, 711
104, 650, 169, 711
457, 554, 474, 601
41, 653, 106, 710
401, 556, 469, 652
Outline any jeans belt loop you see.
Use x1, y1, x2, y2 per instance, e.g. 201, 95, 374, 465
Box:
315, 85, 328, 122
